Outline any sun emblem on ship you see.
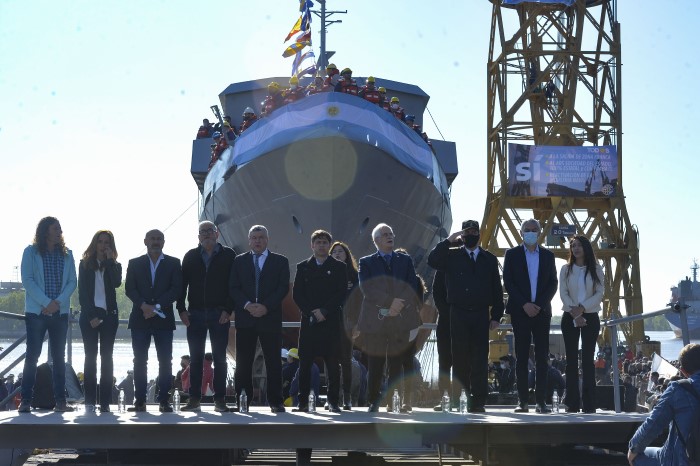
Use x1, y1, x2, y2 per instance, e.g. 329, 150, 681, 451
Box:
327, 105, 340, 116
602, 184, 614, 196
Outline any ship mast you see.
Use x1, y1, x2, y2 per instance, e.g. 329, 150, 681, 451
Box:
692, 260, 699, 283
312, 0, 346, 71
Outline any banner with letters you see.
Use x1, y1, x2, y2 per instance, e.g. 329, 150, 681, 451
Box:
507, 144, 618, 197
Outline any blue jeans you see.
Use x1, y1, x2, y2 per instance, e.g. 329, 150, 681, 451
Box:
632, 447, 661, 466
131, 328, 173, 403
21, 313, 69, 403
186, 309, 229, 399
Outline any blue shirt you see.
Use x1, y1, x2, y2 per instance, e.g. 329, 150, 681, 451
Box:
200, 243, 221, 271
42, 248, 64, 301
523, 244, 539, 302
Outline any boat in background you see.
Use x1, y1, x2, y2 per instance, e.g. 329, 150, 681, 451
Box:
667, 261, 700, 338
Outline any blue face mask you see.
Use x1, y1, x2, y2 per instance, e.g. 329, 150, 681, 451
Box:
523, 231, 539, 246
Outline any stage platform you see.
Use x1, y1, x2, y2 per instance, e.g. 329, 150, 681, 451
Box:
0, 406, 647, 465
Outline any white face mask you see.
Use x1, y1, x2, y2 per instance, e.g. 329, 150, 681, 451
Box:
500, 363, 506, 369
331, 75, 340, 86
391, 103, 399, 110
291, 84, 298, 89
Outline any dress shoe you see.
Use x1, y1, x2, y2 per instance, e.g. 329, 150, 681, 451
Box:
343, 402, 352, 411
535, 403, 552, 414
469, 406, 486, 413
367, 402, 380, 413
100, 405, 111, 413
159, 401, 174, 413
214, 399, 229, 413
513, 403, 529, 413
433, 404, 444, 412
566, 407, 580, 413
181, 399, 201, 412
54, 401, 75, 412
17, 400, 31, 413
128, 401, 147, 412
582, 408, 596, 414
229, 405, 240, 413
328, 403, 342, 413
270, 404, 286, 413
399, 404, 412, 413
292, 405, 309, 413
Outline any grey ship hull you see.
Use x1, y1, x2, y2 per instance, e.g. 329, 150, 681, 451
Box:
200, 135, 450, 275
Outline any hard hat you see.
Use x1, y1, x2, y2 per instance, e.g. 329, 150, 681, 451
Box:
290, 76, 299, 85
223, 121, 231, 127
268, 81, 280, 90
326, 63, 337, 70
367, 76, 375, 83
212, 131, 221, 139
341, 67, 352, 75
378, 87, 386, 93
288, 348, 299, 359
390, 96, 400, 103
243, 107, 255, 115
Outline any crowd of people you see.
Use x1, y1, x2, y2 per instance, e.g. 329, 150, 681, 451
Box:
195, 64, 433, 169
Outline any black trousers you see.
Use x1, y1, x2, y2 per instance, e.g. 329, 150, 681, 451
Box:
512, 311, 551, 405
450, 307, 489, 407
364, 318, 409, 406
235, 327, 283, 407
298, 323, 340, 406
435, 311, 452, 395
561, 312, 600, 411
79, 312, 118, 406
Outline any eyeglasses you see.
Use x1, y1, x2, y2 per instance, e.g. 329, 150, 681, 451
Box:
199, 228, 216, 235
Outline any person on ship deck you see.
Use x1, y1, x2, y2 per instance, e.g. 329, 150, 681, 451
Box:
196, 119, 214, 139
261, 82, 284, 117
359, 76, 382, 106
239, 107, 258, 134
335, 68, 359, 96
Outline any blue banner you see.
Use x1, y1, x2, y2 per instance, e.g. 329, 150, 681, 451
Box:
508, 144, 619, 197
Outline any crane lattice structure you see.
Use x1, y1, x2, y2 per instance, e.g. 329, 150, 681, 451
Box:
482, 0, 644, 345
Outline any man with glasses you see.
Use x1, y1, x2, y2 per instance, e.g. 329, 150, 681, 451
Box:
177, 221, 236, 412
357, 223, 421, 412
428, 220, 504, 413
503, 219, 558, 414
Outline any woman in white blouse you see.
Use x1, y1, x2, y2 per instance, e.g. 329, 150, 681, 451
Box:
78, 230, 122, 412
559, 235, 604, 413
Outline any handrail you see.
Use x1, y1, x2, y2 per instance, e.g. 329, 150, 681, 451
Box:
602, 304, 688, 413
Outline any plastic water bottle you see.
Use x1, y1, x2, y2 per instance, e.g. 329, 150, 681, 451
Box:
554, 393, 560, 413
308, 390, 316, 413
459, 389, 468, 415
239, 390, 248, 413
442, 390, 451, 413
118, 389, 125, 413
173, 389, 181, 413
392, 389, 401, 413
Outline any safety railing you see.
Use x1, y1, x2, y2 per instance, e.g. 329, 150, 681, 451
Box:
604, 302, 691, 413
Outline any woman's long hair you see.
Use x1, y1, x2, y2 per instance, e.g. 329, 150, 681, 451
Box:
566, 235, 601, 287
33, 216, 66, 256
330, 241, 358, 276
82, 230, 118, 271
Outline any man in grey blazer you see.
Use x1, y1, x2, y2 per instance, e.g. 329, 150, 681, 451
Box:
125, 229, 182, 412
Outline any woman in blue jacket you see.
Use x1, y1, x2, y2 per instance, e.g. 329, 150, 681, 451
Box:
18, 217, 77, 413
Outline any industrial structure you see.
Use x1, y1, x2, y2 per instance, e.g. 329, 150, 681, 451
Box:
481, 0, 643, 344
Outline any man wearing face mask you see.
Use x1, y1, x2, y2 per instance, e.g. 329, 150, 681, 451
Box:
427, 220, 504, 412
283, 76, 306, 104
503, 219, 558, 414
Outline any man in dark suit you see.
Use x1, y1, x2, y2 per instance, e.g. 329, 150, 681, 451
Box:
357, 223, 421, 412
503, 219, 558, 414
428, 219, 504, 412
292, 229, 347, 413
125, 229, 182, 412
229, 225, 290, 413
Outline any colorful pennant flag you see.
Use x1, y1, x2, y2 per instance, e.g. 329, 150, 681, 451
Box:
283, 41, 310, 58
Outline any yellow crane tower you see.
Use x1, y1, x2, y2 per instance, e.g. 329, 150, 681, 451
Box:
481, 0, 644, 345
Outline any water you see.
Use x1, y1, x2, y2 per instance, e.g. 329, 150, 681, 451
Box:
0, 337, 198, 384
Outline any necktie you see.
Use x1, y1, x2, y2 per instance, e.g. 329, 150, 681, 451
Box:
383, 254, 392, 269
469, 252, 475, 262
254, 253, 262, 302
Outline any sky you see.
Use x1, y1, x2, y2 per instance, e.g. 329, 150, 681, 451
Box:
0, 0, 698, 318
